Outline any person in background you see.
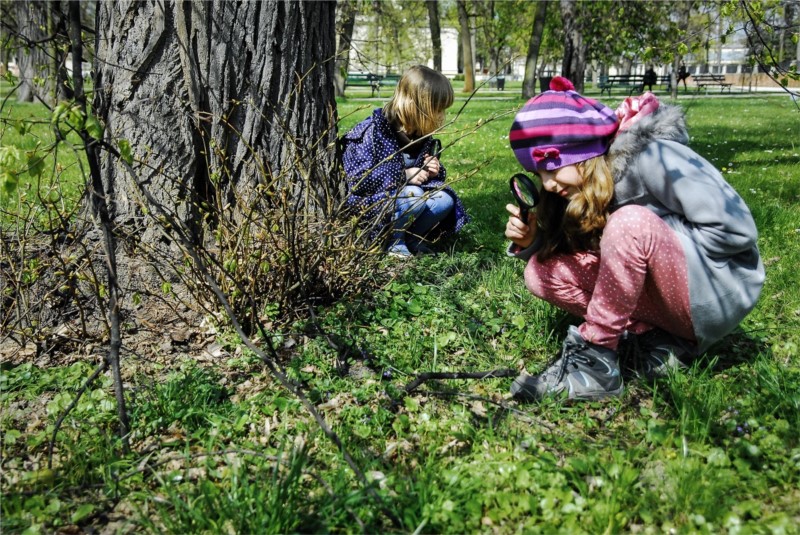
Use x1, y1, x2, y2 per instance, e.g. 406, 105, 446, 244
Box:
504, 77, 764, 401
643, 65, 658, 91
341, 65, 469, 257
678, 62, 690, 90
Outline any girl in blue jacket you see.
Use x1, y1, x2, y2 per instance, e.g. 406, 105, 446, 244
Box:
341, 65, 469, 257
505, 77, 764, 401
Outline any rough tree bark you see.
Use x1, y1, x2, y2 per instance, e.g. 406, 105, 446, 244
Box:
522, 0, 548, 99
426, 0, 442, 72
91, 0, 338, 294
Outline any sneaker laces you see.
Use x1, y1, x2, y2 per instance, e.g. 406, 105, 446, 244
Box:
556, 337, 596, 382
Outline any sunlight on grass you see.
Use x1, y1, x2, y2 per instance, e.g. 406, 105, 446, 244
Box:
0, 102, 87, 228
2, 94, 799, 532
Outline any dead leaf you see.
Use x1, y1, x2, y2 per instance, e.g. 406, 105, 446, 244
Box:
470, 400, 488, 418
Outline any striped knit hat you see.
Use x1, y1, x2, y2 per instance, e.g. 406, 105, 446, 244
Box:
509, 77, 619, 172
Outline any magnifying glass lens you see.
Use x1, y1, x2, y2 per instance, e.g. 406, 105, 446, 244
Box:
510, 174, 540, 210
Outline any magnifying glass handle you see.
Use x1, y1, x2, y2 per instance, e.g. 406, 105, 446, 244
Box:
518, 206, 529, 223
431, 139, 442, 157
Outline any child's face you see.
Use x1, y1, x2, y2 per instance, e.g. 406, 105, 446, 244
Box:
538, 165, 583, 200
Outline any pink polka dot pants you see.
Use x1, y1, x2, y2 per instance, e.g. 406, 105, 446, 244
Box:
524, 205, 695, 350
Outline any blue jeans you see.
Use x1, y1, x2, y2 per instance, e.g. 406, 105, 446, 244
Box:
392, 186, 454, 246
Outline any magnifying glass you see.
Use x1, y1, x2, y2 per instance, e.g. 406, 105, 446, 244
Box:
509, 173, 540, 222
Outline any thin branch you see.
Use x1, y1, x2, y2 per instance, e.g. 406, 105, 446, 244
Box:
48, 359, 109, 468
403, 368, 517, 394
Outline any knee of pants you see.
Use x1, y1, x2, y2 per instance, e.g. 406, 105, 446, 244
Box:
523, 258, 553, 300
396, 186, 427, 216
399, 185, 425, 199
425, 190, 454, 214
603, 205, 661, 242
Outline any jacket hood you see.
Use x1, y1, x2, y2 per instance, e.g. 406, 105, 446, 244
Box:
608, 104, 689, 182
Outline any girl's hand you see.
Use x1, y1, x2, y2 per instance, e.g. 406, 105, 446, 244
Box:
422, 154, 440, 178
406, 167, 429, 185
505, 203, 536, 249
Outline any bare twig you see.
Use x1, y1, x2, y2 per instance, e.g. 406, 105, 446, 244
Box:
403, 368, 517, 394
48, 359, 109, 468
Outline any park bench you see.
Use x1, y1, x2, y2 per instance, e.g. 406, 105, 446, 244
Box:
598, 74, 645, 97
345, 73, 401, 97
692, 73, 733, 93
346, 72, 382, 96
378, 73, 401, 95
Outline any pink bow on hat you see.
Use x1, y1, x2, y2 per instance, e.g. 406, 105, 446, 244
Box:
532, 147, 561, 163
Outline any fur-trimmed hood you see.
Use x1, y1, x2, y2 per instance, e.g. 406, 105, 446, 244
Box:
608, 104, 690, 182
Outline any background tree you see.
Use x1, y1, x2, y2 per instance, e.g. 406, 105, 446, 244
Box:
671, 1, 695, 99
92, 0, 340, 313
357, 0, 430, 74
10, 1, 71, 104
522, 0, 549, 98
732, 0, 800, 90
456, 0, 475, 92
335, 0, 358, 97
582, 1, 680, 75
559, 0, 587, 91
473, 0, 529, 79
427, 0, 443, 71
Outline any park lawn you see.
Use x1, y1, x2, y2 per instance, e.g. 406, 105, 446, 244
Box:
1, 94, 800, 533
0, 101, 88, 229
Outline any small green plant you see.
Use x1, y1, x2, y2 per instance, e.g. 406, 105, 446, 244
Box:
2, 95, 799, 533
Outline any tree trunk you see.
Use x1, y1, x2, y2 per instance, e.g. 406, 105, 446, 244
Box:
559, 0, 586, 93
92, 0, 338, 294
522, 0, 548, 99
671, 1, 692, 99
426, 0, 442, 72
16, 1, 67, 104
335, 0, 357, 97
457, 0, 474, 93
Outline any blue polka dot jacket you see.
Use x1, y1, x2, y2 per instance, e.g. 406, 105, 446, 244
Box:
341, 108, 470, 239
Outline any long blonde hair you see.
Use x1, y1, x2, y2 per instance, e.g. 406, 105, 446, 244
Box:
383, 65, 454, 137
536, 155, 615, 260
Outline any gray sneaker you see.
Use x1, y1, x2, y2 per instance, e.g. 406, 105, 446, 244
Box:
511, 326, 623, 401
630, 329, 694, 380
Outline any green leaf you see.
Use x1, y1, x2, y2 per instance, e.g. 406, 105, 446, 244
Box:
51, 102, 68, 125
14, 119, 29, 136
26, 151, 44, 179
71, 503, 95, 523
118, 139, 133, 165
84, 114, 104, 140
0, 171, 18, 195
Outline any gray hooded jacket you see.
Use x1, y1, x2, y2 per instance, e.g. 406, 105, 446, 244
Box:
514, 105, 765, 353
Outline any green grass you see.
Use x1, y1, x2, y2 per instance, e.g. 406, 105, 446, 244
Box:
2, 95, 800, 532
0, 101, 87, 229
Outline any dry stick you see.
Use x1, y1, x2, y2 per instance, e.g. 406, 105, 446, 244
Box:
403, 368, 518, 394
46, 2, 131, 463
113, 159, 402, 530
68, 0, 130, 450
419, 390, 561, 434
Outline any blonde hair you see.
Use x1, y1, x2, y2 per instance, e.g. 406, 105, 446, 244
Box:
536, 155, 615, 260
383, 65, 454, 137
